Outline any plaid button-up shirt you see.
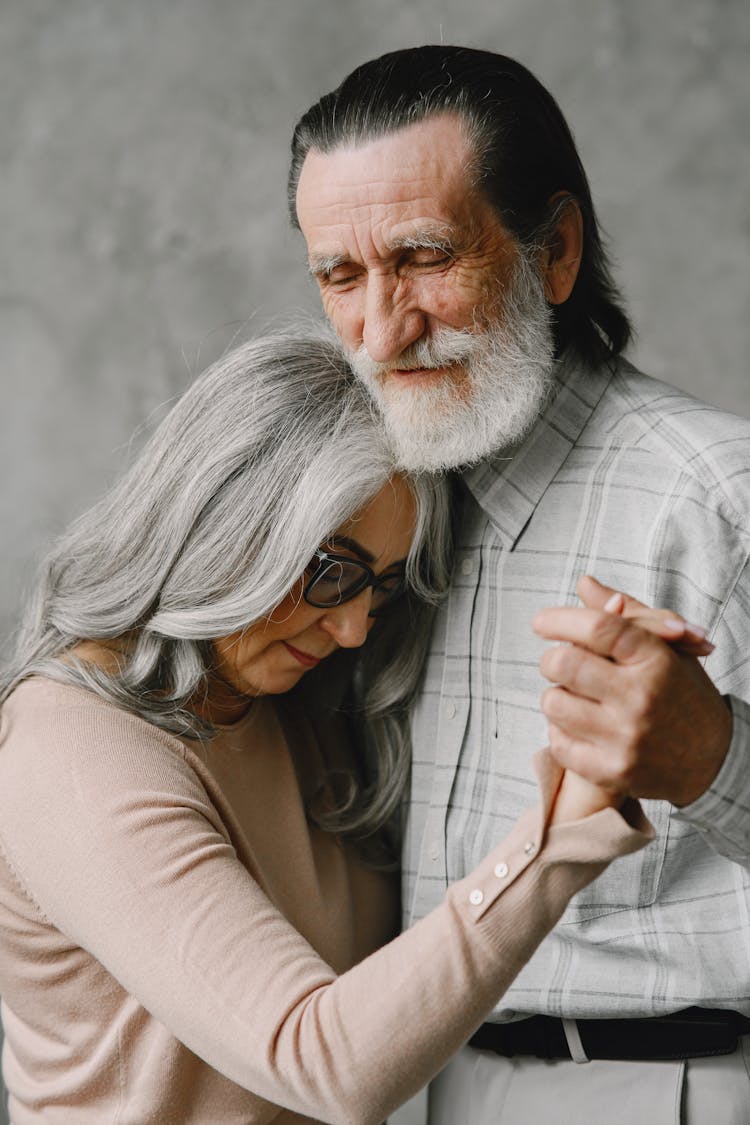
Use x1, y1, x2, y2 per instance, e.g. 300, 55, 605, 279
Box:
404, 357, 750, 1020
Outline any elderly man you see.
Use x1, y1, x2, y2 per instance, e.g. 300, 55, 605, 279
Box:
289, 47, 750, 1122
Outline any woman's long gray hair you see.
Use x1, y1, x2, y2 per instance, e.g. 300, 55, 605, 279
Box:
1, 327, 453, 846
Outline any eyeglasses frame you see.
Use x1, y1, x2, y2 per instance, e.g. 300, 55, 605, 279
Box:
302, 548, 407, 617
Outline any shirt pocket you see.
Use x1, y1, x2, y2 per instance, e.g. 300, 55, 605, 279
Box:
559, 799, 670, 922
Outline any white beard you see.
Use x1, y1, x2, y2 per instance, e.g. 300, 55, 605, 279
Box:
349, 253, 556, 472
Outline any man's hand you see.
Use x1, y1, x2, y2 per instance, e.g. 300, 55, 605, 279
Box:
533, 576, 733, 807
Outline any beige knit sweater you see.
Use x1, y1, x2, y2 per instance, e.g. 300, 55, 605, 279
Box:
0, 678, 651, 1125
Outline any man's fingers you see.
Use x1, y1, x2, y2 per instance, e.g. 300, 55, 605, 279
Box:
545, 722, 626, 793
541, 686, 612, 743
539, 643, 614, 701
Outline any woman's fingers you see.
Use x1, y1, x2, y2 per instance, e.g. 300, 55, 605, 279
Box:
575, 575, 714, 656
576, 575, 646, 615
533, 606, 665, 664
623, 615, 713, 656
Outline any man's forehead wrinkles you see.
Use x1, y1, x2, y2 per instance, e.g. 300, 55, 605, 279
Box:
304, 187, 453, 220
312, 200, 459, 236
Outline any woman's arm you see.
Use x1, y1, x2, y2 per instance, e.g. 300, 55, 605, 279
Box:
0, 684, 650, 1125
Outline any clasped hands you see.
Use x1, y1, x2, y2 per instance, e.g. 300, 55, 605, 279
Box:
534, 576, 733, 812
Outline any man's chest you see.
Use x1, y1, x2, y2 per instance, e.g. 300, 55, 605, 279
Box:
405, 443, 741, 913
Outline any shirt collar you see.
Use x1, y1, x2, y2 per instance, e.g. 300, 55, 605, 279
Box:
462, 359, 617, 548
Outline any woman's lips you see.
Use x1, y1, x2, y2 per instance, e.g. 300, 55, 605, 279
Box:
283, 642, 322, 668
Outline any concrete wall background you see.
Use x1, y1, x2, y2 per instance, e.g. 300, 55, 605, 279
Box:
1, 2, 749, 1122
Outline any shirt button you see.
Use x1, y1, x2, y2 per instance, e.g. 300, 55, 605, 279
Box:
494, 862, 509, 878
445, 700, 457, 718
469, 889, 484, 906
460, 557, 474, 576
428, 842, 440, 861
524, 841, 537, 856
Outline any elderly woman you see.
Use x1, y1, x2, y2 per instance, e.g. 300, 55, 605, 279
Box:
0, 330, 652, 1125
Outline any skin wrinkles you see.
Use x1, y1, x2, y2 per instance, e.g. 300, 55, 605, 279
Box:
296, 115, 523, 367
297, 117, 583, 475
308, 229, 459, 285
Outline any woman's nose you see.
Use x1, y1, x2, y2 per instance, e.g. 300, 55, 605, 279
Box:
319, 591, 374, 649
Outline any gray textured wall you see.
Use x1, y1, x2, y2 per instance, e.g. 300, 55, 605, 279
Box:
1, 3, 749, 1123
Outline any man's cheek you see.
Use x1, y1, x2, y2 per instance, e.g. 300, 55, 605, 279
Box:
424, 266, 496, 320
320, 293, 358, 342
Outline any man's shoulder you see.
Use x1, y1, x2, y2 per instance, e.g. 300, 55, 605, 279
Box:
591, 359, 750, 524
607, 359, 750, 431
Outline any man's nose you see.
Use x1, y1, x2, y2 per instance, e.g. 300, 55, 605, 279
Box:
319, 591, 374, 649
361, 273, 425, 363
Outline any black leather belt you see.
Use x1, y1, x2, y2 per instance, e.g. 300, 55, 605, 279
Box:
469, 1008, 750, 1062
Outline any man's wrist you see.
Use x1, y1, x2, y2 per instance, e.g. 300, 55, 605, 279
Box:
671, 695, 733, 808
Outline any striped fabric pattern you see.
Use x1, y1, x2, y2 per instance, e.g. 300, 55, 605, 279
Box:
404, 357, 750, 1020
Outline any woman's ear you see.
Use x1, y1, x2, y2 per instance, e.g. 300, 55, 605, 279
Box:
541, 193, 583, 305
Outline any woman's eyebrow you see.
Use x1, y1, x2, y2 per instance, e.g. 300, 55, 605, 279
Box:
327, 537, 409, 572
326, 535, 375, 564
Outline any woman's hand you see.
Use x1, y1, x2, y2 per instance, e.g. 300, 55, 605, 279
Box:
548, 575, 714, 824
576, 575, 714, 658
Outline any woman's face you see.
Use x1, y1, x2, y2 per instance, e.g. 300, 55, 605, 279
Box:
207, 476, 417, 721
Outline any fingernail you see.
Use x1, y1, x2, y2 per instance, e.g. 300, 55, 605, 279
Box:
686, 623, 707, 640
662, 618, 686, 634
604, 593, 624, 613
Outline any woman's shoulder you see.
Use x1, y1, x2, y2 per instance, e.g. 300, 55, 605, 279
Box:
0, 676, 228, 867
0, 675, 192, 786
4, 674, 180, 738
4, 673, 105, 715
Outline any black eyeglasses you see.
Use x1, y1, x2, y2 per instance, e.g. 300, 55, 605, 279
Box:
303, 549, 407, 617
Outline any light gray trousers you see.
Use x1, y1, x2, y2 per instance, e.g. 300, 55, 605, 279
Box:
428, 1038, 750, 1124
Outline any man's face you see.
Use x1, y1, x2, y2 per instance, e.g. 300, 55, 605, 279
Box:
296, 113, 556, 470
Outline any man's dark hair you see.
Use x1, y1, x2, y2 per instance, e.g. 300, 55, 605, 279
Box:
289, 45, 632, 367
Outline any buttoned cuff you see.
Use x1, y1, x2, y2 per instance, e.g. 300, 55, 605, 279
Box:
450, 749, 653, 925
671, 694, 750, 857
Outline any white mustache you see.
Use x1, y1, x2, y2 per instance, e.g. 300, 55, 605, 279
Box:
352, 327, 480, 379
345, 249, 556, 472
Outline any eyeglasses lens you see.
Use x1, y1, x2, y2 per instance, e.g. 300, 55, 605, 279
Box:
304, 551, 406, 614
370, 572, 405, 613
308, 558, 369, 606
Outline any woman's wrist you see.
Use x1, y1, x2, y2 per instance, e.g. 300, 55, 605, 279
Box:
550, 770, 623, 824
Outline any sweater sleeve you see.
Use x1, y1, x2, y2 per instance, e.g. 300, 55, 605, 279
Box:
0, 696, 651, 1125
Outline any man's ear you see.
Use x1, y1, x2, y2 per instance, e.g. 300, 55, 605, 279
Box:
541, 193, 583, 305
